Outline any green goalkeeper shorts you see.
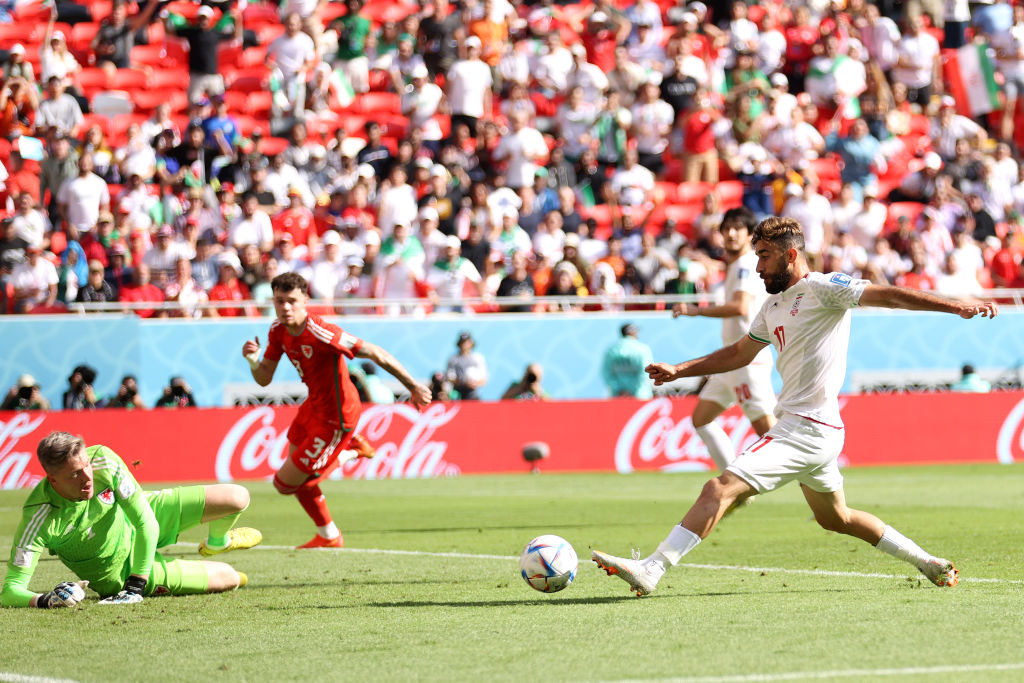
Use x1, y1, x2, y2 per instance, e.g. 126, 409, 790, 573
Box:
145, 486, 210, 596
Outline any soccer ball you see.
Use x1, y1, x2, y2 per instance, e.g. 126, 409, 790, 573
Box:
519, 535, 578, 593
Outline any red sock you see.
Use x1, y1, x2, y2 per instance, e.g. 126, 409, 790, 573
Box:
295, 482, 332, 527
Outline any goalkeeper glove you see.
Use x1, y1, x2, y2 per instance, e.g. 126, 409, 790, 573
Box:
97, 575, 147, 605
37, 580, 88, 608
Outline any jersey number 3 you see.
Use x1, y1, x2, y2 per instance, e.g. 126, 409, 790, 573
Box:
289, 357, 305, 379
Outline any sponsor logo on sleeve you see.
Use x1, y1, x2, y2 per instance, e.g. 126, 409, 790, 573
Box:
117, 478, 136, 499
830, 273, 852, 287
98, 488, 115, 505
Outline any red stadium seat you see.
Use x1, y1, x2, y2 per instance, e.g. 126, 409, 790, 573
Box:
226, 67, 270, 93
352, 92, 401, 115
246, 91, 273, 117
78, 113, 112, 137
132, 88, 189, 114
130, 43, 168, 67
257, 136, 289, 156
242, 3, 282, 25
147, 67, 189, 90
237, 46, 267, 68
222, 90, 249, 112
677, 181, 714, 204
74, 68, 113, 96
110, 69, 149, 90
886, 201, 925, 230
716, 180, 744, 208
362, 1, 417, 24
654, 181, 679, 203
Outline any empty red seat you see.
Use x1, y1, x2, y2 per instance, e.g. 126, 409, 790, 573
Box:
257, 136, 289, 156
246, 91, 273, 116
716, 180, 744, 208
352, 92, 401, 115
147, 67, 190, 90
222, 90, 249, 112
677, 181, 714, 204
110, 69, 148, 90
75, 68, 113, 96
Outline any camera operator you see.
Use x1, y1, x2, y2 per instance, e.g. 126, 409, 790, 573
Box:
62, 364, 98, 410
155, 376, 198, 408
1, 374, 51, 411
501, 363, 549, 401
104, 374, 147, 409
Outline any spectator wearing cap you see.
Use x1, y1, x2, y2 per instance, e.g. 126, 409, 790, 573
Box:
626, 19, 666, 73
36, 75, 82, 137
630, 73, 674, 175
446, 36, 493, 138
494, 110, 549, 190
56, 155, 110, 239
401, 63, 446, 153
427, 235, 483, 313
92, 0, 161, 70
75, 258, 117, 304
207, 251, 250, 317
601, 323, 654, 399
167, 3, 242, 103
891, 152, 945, 203
40, 10, 81, 89
416, 206, 448, 267
1, 373, 50, 411
377, 220, 427, 315
228, 192, 274, 253
445, 331, 488, 399
891, 14, 942, 108
80, 211, 117, 266
3, 44, 34, 83
356, 122, 393, 179
582, 9, 632, 75
388, 32, 427, 93
10, 245, 58, 312
931, 96, 986, 161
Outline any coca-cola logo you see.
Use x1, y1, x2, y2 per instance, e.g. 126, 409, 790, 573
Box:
996, 397, 1024, 465
215, 404, 462, 481
614, 399, 757, 474
0, 413, 46, 490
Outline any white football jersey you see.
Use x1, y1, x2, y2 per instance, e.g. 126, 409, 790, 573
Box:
748, 272, 869, 428
723, 250, 772, 366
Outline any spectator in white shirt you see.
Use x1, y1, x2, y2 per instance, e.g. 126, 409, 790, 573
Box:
630, 73, 674, 174
11, 245, 58, 312
309, 230, 351, 300
857, 3, 901, 73
781, 181, 834, 272
401, 64, 445, 150
566, 43, 609, 103
891, 14, 942, 107
143, 225, 192, 280
57, 155, 110, 238
227, 192, 274, 252
446, 36, 493, 135
10, 193, 51, 249
555, 86, 599, 161
535, 32, 574, 95
610, 149, 655, 207
493, 110, 549, 189
36, 75, 82, 136
849, 184, 888, 250
267, 12, 318, 118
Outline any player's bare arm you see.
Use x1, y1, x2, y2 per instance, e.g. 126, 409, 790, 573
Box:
646, 336, 767, 386
858, 285, 999, 319
242, 336, 280, 386
355, 341, 432, 408
673, 291, 754, 319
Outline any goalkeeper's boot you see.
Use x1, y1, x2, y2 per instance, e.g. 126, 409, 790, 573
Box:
199, 527, 263, 556
296, 534, 344, 549
351, 433, 376, 459
592, 549, 662, 597
920, 558, 959, 587
237, 572, 248, 588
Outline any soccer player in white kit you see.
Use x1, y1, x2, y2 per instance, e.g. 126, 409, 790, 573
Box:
673, 207, 777, 470
593, 217, 997, 596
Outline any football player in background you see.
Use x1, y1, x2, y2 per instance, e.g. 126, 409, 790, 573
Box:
2, 431, 261, 608
672, 206, 777, 471
594, 216, 997, 596
242, 271, 431, 548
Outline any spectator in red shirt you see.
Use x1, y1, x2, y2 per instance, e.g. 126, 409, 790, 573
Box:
208, 251, 252, 317
784, 5, 820, 92
682, 88, 720, 183
79, 212, 117, 267
273, 187, 318, 259
119, 263, 166, 318
5, 151, 41, 207
895, 241, 937, 291
582, 9, 631, 74
989, 232, 1021, 288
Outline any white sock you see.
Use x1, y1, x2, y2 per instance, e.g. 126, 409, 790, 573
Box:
647, 524, 702, 572
696, 422, 735, 471
318, 522, 340, 540
875, 525, 932, 571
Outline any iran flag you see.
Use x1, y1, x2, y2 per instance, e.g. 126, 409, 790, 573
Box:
944, 44, 1000, 117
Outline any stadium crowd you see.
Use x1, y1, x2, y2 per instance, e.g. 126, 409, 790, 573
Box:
0, 0, 1023, 317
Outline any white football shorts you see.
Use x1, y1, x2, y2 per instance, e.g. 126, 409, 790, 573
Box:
698, 362, 777, 423
727, 413, 845, 494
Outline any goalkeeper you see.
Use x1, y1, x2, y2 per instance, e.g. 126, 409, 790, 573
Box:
2, 431, 263, 608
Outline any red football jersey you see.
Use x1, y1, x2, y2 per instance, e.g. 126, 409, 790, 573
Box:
264, 313, 364, 429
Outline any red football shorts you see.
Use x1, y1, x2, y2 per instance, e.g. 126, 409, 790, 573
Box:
287, 405, 354, 476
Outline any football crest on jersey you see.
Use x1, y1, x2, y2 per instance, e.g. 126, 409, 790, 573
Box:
98, 488, 115, 505
301, 344, 313, 358
789, 293, 804, 317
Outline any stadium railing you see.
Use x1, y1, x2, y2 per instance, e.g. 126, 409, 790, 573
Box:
58, 289, 1024, 315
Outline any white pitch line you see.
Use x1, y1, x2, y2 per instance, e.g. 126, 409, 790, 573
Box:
168, 543, 1024, 584
0, 673, 83, 683
606, 661, 1024, 682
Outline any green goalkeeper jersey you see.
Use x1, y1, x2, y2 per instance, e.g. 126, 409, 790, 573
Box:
1, 446, 158, 606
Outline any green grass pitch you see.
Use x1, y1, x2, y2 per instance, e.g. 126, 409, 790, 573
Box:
1, 464, 1023, 682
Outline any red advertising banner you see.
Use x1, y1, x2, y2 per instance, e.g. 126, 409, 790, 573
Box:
2, 393, 1022, 490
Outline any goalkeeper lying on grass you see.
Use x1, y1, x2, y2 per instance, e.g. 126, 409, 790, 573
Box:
2, 431, 262, 608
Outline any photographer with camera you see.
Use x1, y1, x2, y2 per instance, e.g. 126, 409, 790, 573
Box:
1, 374, 51, 411
62, 364, 98, 410
155, 376, 198, 408
104, 374, 147, 409
501, 363, 549, 401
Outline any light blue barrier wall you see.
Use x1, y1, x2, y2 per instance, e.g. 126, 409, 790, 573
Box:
1, 311, 1021, 407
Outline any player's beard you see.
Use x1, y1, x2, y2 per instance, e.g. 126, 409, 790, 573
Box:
762, 262, 792, 294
